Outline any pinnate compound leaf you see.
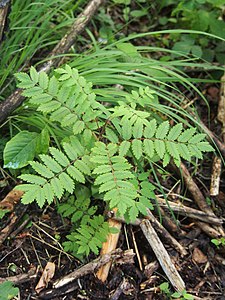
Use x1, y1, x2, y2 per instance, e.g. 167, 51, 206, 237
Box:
63, 143, 77, 161
93, 165, 111, 174
144, 119, 157, 138
43, 183, 54, 204
4, 131, 39, 169
19, 174, 46, 185
73, 120, 85, 135
121, 118, 132, 140
177, 144, 191, 161
67, 166, 85, 183
197, 142, 214, 152
163, 152, 171, 167
48, 76, 59, 96
166, 141, 180, 160
21, 185, 40, 205
105, 128, 119, 143
189, 133, 206, 144
30, 66, 39, 83
74, 159, 91, 175
133, 120, 143, 138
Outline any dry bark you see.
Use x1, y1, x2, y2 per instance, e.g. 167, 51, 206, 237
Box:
0, 267, 36, 284
0, 0, 104, 124
140, 219, 185, 292
53, 249, 134, 289
156, 196, 223, 225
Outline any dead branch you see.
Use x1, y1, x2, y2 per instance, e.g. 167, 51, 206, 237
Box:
0, 205, 27, 247
0, 0, 104, 124
156, 196, 223, 225
53, 249, 134, 289
193, 221, 222, 238
210, 73, 225, 196
0, 267, 36, 284
109, 278, 134, 300
112, 212, 187, 257
175, 162, 224, 236
0, 0, 10, 42
140, 219, 185, 292
179, 162, 214, 215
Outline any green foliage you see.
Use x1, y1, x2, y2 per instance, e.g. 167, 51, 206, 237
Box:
211, 237, 225, 248
159, 282, 194, 300
63, 215, 112, 257
58, 186, 97, 224
8, 64, 214, 256
16, 138, 90, 207
0, 281, 19, 300
156, 0, 225, 63
3, 129, 49, 169
0, 209, 10, 219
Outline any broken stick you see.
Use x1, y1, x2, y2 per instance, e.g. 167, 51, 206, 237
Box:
53, 249, 134, 289
140, 219, 185, 292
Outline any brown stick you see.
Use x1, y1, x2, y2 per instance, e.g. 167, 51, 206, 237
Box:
194, 221, 222, 238
112, 211, 188, 257
0, 0, 104, 124
177, 163, 224, 236
210, 73, 225, 196
156, 197, 223, 225
0, 267, 36, 284
145, 209, 188, 257
140, 219, 185, 292
53, 249, 134, 289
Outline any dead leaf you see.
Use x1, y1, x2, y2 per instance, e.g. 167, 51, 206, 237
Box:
0, 190, 24, 211
35, 262, 55, 293
192, 248, 207, 264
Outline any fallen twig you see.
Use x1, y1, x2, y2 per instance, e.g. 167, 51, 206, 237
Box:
210, 73, 225, 196
174, 162, 224, 236
0, 205, 27, 246
0, 267, 36, 284
53, 248, 134, 289
109, 278, 134, 300
0, 0, 104, 124
112, 212, 187, 257
140, 219, 185, 292
156, 197, 223, 225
